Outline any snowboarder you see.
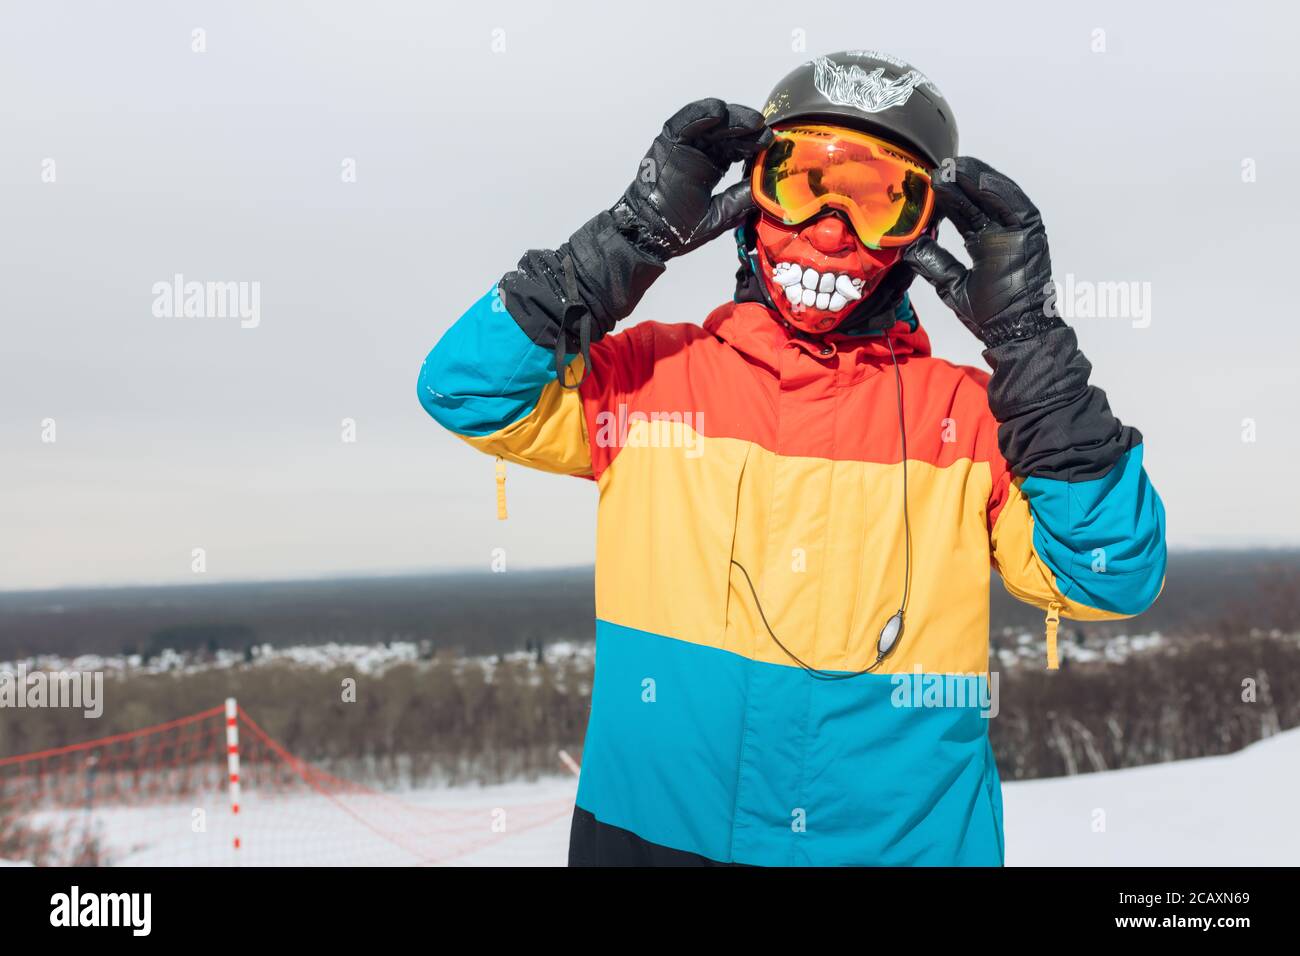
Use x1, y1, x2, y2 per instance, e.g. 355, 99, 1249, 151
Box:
417, 51, 1167, 865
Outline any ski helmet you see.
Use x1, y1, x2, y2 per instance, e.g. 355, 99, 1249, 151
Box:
759, 50, 958, 167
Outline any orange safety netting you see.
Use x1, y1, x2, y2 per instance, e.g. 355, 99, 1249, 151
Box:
0, 704, 574, 867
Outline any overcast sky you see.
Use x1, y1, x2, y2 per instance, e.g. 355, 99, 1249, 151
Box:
2, 0, 1297, 590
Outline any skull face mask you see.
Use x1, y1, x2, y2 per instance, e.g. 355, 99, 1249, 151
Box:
751, 212, 905, 334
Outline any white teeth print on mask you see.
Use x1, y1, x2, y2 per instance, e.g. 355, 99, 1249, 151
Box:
771, 263, 864, 313
772, 263, 804, 287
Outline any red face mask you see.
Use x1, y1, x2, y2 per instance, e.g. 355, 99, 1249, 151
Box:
753, 213, 903, 334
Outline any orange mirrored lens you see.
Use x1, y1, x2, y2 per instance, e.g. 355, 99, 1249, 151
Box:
752, 125, 933, 248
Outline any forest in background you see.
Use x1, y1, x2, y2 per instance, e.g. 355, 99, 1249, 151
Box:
1, 550, 1298, 785
3, 550, 1299, 663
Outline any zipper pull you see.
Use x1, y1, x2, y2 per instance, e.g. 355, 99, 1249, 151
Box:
495, 457, 508, 521
1044, 601, 1062, 670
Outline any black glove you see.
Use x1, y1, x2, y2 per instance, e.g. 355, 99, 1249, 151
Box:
902, 157, 1140, 480
903, 156, 1063, 347
612, 98, 773, 262
500, 100, 770, 389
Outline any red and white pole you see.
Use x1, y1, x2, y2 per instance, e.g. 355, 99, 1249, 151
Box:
225, 697, 241, 853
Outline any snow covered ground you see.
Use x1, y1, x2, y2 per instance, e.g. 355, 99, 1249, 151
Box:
9, 730, 1296, 866
467, 729, 1300, 866
1002, 726, 1300, 866
20, 776, 579, 867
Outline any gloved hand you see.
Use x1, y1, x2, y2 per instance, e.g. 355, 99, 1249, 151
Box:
501, 100, 772, 389
903, 156, 1063, 347
612, 98, 773, 262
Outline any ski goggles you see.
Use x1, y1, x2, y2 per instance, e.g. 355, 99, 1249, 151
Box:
751, 124, 935, 249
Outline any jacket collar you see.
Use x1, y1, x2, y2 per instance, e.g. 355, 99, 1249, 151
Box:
703, 298, 932, 376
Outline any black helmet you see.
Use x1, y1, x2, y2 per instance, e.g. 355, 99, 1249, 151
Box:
760, 50, 958, 167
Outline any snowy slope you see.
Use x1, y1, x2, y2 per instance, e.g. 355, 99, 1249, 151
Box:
9, 731, 1294, 866
1002, 727, 1299, 866
457, 730, 1300, 866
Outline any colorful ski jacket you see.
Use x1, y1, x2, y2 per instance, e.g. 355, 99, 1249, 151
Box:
419, 263, 1166, 866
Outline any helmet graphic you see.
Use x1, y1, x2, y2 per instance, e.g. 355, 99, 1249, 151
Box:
760, 50, 958, 167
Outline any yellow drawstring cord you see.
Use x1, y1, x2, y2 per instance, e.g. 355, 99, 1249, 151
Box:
1045, 601, 1062, 670
495, 457, 508, 521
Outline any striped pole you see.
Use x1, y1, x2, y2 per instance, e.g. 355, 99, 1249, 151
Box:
225, 697, 241, 852
557, 749, 581, 777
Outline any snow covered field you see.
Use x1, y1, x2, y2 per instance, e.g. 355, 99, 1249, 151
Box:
1002, 726, 1300, 866
15, 728, 1293, 866
482, 729, 1300, 866
22, 777, 579, 867
470, 730, 1300, 866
